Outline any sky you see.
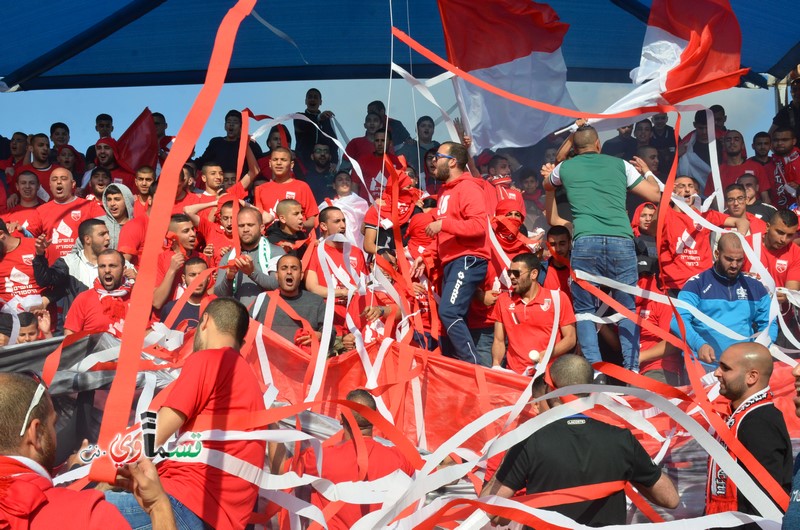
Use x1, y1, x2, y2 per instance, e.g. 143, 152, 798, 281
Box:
0, 76, 781, 164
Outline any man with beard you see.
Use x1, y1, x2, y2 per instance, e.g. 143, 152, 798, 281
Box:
671, 233, 775, 368
35, 167, 105, 265
490, 253, 575, 375
706, 342, 792, 519
704, 130, 772, 198
409, 142, 490, 365
769, 127, 800, 207
153, 214, 204, 312
214, 207, 283, 307
33, 218, 134, 317
0, 219, 48, 307
0, 372, 177, 528
160, 257, 214, 330
18, 134, 57, 197
88, 137, 135, 190
299, 143, 336, 203
63, 249, 131, 337
106, 298, 266, 530
737, 173, 777, 221
724, 183, 767, 237
251, 254, 325, 350
195, 110, 263, 174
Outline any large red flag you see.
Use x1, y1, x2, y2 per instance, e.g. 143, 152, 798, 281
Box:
117, 107, 159, 173
601, 0, 748, 120
437, 0, 576, 151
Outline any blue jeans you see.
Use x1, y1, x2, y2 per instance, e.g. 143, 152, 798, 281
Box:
439, 256, 488, 364
570, 236, 640, 371
469, 326, 494, 368
105, 490, 212, 530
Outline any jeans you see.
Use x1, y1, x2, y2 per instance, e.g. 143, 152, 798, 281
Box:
469, 326, 494, 368
439, 256, 488, 364
105, 491, 212, 530
570, 236, 640, 371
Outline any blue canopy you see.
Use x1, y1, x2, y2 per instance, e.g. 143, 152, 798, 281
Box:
1, 0, 796, 91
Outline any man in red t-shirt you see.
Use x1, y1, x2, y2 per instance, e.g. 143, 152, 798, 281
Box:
91, 137, 135, 190
542, 225, 572, 301
659, 176, 747, 293
491, 253, 576, 375
16, 133, 58, 200
0, 373, 176, 529
3, 171, 44, 236
295, 389, 415, 530
35, 167, 105, 264
305, 206, 366, 331
769, 127, 800, 207
723, 183, 767, 237
138, 298, 266, 530
0, 219, 48, 306
184, 197, 236, 267
350, 128, 403, 201
153, 214, 202, 312
64, 250, 131, 337
255, 147, 319, 228
0, 131, 30, 200
170, 165, 201, 215
132, 165, 155, 219
703, 130, 771, 198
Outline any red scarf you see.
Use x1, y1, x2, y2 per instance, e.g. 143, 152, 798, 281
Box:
522, 188, 545, 211
376, 169, 422, 227
705, 388, 773, 515
491, 199, 530, 257
93, 278, 132, 324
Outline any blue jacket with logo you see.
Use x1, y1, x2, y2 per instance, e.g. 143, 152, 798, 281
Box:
670, 267, 776, 363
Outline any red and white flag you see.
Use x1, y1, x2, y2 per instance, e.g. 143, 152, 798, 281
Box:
601, 0, 748, 120
437, 0, 576, 151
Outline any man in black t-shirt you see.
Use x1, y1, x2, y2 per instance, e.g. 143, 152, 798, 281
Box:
484, 355, 679, 528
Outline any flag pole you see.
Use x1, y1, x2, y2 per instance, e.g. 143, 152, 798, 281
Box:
450, 77, 477, 156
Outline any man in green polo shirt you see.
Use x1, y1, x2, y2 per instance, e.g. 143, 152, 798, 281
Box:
544, 124, 661, 379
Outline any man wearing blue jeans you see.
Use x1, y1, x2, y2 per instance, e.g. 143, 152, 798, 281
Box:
544, 123, 662, 379
414, 141, 490, 365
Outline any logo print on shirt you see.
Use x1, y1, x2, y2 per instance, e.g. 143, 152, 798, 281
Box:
438, 195, 450, 215
21, 254, 34, 266
285, 191, 296, 200
776, 259, 788, 274
676, 229, 697, 254
71, 210, 82, 221
736, 286, 748, 300
5, 267, 30, 294
541, 298, 551, 311
640, 309, 651, 319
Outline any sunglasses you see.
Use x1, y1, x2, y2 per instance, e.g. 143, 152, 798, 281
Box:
433, 153, 455, 161
508, 269, 529, 278
19, 370, 48, 436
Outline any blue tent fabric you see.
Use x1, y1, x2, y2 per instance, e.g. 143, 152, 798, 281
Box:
1, 0, 797, 91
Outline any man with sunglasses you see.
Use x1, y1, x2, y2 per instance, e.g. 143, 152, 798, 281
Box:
413, 142, 490, 366
490, 253, 576, 375
0, 372, 177, 529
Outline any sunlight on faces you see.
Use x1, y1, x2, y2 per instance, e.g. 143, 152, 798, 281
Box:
171, 221, 196, 251
279, 205, 305, 232
714, 242, 744, 280
269, 149, 293, 179
673, 177, 697, 199
49, 168, 75, 202
135, 171, 155, 195
321, 209, 346, 236
638, 205, 656, 232
86, 225, 111, 256
737, 175, 759, 202
202, 165, 224, 192
16, 322, 39, 344
547, 233, 571, 259
276, 255, 302, 294
723, 131, 744, 156
237, 209, 262, 247
219, 203, 234, 233
105, 192, 126, 221
17, 173, 40, 201
724, 189, 747, 218
97, 252, 125, 291
30, 137, 50, 163
765, 218, 798, 251
95, 143, 114, 166
508, 261, 536, 295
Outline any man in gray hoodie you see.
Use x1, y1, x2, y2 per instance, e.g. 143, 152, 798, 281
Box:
97, 183, 135, 249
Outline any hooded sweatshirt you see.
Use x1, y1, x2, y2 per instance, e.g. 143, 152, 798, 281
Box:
97, 183, 135, 249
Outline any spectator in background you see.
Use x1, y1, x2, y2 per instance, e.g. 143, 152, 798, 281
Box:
650, 113, 677, 178
161, 257, 214, 331
256, 124, 292, 183
321, 171, 369, 249
601, 124, 637, 160
300, 143, 336, 203
704, 130, 771, 199
724, 183, 767, 237
678, 110, 722, 190
769, 127, 800, 208
396, 115, 440, 176
367, 100, 411, 147
195, 109, 263, 174
293, 88, 338, 170
770, 77, 800, 140
737, 173, 777, 221
84, 113, 113, 169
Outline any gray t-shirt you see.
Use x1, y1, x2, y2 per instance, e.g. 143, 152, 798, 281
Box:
253, 289, 325, 343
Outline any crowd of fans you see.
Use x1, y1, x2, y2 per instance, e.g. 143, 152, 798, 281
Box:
2, 80, 800, 527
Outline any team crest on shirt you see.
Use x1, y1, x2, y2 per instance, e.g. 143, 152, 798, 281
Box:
541, 298, 552, 311
71, 210, 82, 221
349, 256, 359, 270
736, 286, 748, 300
640, 309, 651, 319
286, 191, 296, 200
21, 254, 34, 266
508, 302, 515, 311
776, 260, 789, 273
